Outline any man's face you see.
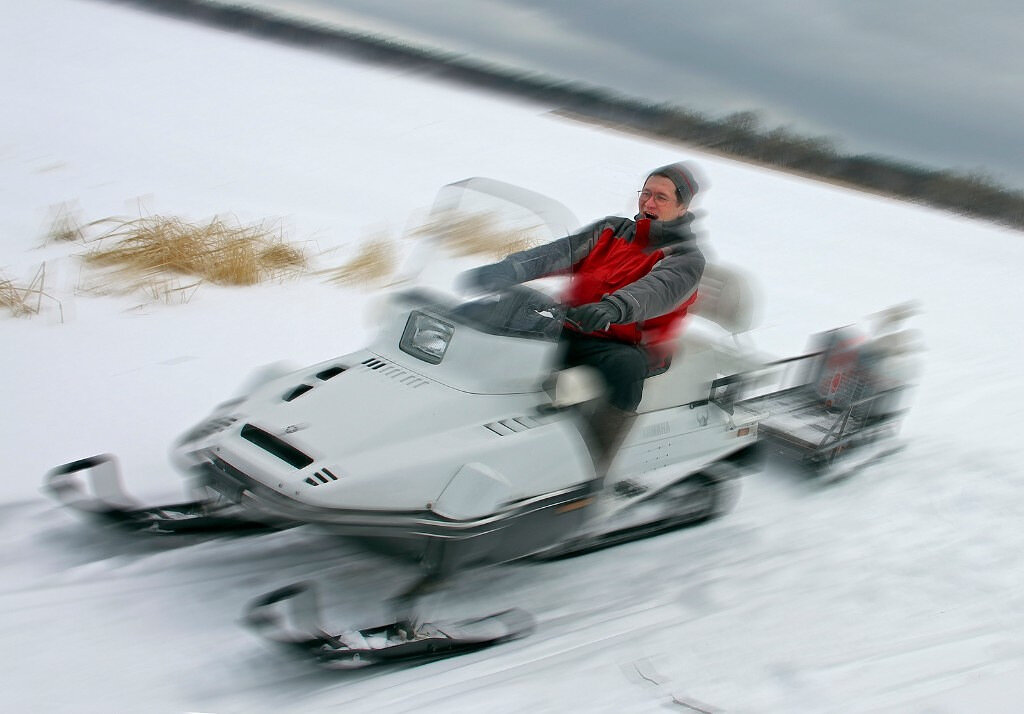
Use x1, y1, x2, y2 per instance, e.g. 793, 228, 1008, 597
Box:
638, 175, 688, 221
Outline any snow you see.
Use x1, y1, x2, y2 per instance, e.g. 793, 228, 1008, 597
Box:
3, 0, 1024, 711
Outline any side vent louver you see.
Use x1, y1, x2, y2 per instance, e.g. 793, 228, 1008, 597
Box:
304, 467, 340, 487
240, 424, 314, 468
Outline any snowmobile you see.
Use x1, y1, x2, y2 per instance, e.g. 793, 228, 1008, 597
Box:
42, 177, 919, 666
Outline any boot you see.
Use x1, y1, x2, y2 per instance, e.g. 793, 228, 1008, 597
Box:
586, 404, 637, 484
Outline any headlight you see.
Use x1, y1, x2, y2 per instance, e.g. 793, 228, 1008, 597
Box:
400, 311, 454, 364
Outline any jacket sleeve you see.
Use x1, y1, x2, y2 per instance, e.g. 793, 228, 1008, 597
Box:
605, 245, 706, 323
497, 218, 618, 282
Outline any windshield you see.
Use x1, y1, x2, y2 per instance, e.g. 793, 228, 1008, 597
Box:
392, 177, 579, 343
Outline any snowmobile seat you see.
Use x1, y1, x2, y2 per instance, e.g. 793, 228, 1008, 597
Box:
636, 263, 757, 413
690, 262, 757, 336
636, 337, 717, 413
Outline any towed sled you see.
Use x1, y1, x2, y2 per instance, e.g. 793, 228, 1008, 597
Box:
43, 177, 920, 664
725, 303, 921, 482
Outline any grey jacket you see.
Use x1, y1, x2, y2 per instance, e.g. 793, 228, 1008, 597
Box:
501, 213, 706, 326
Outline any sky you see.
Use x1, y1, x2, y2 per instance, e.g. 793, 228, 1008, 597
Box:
221, 0, 1024, 191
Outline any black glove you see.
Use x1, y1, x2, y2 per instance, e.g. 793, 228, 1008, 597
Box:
566, 300, 622, 333
458, 261, 518, 292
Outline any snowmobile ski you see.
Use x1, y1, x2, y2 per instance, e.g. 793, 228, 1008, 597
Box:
243, 581, 535, 668
43, 453, 280, 534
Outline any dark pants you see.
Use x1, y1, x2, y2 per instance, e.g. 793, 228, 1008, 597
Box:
560, 332, 648, 411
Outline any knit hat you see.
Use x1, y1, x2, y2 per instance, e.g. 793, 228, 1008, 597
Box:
649, 163, 699, 205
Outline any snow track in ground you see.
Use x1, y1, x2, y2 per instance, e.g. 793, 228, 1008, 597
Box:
8, 448, 1021, 712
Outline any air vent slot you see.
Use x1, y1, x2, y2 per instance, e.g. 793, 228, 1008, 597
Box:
283, 384, 314, 402
360, 357, 429, 388
240, 424, 314, 468
316, 366, 346, 380
180, 415, 238, 444
483, 416, 540, 436
304, 468, 340, 487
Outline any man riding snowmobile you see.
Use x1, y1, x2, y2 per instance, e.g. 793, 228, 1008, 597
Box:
460, 162, 707, 479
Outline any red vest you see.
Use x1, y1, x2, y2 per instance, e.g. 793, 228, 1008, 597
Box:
563, 219, 697, 345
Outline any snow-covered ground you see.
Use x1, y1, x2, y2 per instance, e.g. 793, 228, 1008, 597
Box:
3, 1, 1024, 711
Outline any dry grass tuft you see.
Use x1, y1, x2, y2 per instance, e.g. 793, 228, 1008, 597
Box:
0, 275, 31, 317
413, 210, 541, 260
82, 215, 307, 288
46, 202, 86, 243
0, 264, 63, 320
322, 236, 397, 286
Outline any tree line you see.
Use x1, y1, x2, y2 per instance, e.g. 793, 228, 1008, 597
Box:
111, 0, 1024, 230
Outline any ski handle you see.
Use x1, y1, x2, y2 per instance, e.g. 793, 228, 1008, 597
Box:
43, 453, 139, 510
243, 581, 343, 648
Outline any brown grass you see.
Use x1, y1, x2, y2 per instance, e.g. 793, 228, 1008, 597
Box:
46, 202, 86, 243
0, 264, 63, 320
35, 206, 545, 307
412, 210, 541, 259
322, 235, 397, 286
82, 215, 307, 289
0, 275, 32, 317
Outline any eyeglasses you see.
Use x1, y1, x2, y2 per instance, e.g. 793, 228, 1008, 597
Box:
638, 190, 675, 205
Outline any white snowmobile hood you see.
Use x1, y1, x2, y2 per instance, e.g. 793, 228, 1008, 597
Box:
184, 349, 590, 513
